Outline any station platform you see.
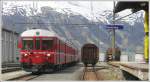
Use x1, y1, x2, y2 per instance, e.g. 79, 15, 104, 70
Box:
2, 70, 30, 80
2, 63, 20, 68
2, 67, 21, 73
108, 62, 149, 80
2, 63, 21, 73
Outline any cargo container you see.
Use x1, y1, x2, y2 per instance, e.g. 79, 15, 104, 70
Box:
81, 43, 99, 66
120, 54, 128, 62
106, 47, 121, 61
135, 53, 145, 63
99, 53, 106, 62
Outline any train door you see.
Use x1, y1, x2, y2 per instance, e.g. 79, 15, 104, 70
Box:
56, 39, 60, 65
53, 37, 57, 65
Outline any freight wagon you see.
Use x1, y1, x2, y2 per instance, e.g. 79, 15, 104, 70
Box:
81, 43, 99, 67
106, 47, 121, 61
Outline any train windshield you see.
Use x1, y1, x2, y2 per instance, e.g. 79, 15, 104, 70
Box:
35, 38, 40, 50
42, 38, 53, 50
22, 38, 34, 50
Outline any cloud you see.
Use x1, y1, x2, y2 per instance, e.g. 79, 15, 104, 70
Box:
3, 1, 113, 16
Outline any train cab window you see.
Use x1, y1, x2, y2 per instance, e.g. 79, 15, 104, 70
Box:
22, 38, 34, 50
35, 38, 40, 50
42, 38, 53, 50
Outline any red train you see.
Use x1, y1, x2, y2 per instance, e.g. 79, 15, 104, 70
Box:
18, 29, 79, 73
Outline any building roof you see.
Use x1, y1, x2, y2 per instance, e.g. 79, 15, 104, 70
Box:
20, 29, 77, 49
2, 28, 19, 35
114, 1, 148, 13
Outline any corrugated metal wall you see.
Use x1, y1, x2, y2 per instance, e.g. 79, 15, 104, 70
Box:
2, 28, 20, 64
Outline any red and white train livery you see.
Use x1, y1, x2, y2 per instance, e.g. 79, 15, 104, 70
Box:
18, 29, 79, 73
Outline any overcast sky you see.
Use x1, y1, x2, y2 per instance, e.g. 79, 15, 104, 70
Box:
3, 1, 114, 14
3, 1, 136, 21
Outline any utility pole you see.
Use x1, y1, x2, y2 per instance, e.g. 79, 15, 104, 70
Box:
112, 1, 116, 61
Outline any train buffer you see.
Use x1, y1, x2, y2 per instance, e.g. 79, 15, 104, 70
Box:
108, 62, 148, 80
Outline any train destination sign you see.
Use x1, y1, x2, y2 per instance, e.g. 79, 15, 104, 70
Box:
105, 24, 124, 29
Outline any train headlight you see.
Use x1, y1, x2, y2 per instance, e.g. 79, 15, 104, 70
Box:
47, 54, 51, 57
24, 54, 28, 56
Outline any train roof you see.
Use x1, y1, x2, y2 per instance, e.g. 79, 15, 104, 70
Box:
20, 29, 77, 49
82, 43, 98, 48
20, 29, 57, 37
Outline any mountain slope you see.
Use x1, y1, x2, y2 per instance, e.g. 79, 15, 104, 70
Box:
2, 5, 144, 53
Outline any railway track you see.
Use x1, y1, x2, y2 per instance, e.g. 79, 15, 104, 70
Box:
82, 66, 99, 80
2, 67, 21, 73
8, 74, 41, 81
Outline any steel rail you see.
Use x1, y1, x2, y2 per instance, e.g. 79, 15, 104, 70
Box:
8, 73, 41, 81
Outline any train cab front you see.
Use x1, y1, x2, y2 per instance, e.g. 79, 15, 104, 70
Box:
19, 37, 55, 72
